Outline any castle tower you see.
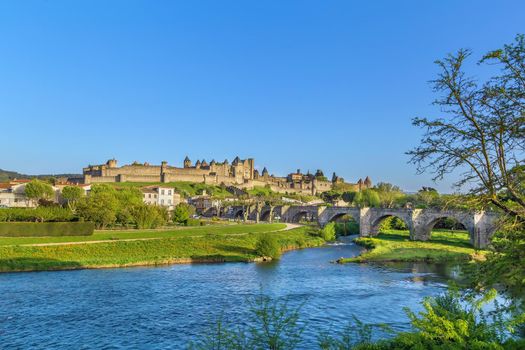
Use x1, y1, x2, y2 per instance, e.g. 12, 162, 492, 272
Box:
364, 176, 372, 188
195, 160, 201, 169
107, 159, 117, 168
184, 156, 191, 168
201, 159, 208, 167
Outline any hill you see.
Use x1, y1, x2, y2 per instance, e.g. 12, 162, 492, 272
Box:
0, 169, 82, 183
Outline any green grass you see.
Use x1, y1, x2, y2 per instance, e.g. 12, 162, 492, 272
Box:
105, 181, 233, 198
0, 223, 286, 245
339, 229, 486, 264
0, 224, 325, 272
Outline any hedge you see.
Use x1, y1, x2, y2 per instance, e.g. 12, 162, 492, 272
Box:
0, 207, 74, 222
0, 222, 95, 237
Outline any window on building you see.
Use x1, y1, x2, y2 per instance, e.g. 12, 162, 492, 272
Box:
161, 190, 165, 195
161, 199, 164, 205
168, 190, 171, 195
154, 194, 157, 198
168, 199, 171, 204
148, 194, 151, 198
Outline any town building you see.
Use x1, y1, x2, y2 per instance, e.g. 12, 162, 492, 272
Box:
141, 186, 181, 210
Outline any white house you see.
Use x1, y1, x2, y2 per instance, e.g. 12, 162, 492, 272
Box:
141, 186, 181, 210
0, 180, 37, 208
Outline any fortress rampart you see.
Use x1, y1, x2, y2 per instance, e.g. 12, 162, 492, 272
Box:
83, 157, 370, 195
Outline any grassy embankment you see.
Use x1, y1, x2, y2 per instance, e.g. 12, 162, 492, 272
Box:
339, 229, 487, 263
0, 224, 324, 272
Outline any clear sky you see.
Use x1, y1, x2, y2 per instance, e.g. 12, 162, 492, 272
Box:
1, 1, 523, 192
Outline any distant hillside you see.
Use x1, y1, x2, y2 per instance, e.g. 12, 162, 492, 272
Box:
0, 169, 82, 183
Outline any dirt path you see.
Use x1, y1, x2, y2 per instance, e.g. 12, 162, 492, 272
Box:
19, 223, 302, 247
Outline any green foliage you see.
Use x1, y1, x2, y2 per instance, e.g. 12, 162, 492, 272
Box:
61, 186, 84, 211
172, 203, 196, 224
24, 179, 54, 204
0, 207, 74, 222
255, 233, 281, 259
131, 204, 168, 229
77, 185, 120, 229
378, 216, 407, 232
320, 190, 342, 203
374, 182, 404, 208
354, 189, 380, 208
334, 221, 359, 236
191, 293, 304, 350
342, 191, 357, 204
0, 222, 94, 237
321, 222, 337, 241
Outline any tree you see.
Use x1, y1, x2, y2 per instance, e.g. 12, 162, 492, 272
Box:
172, 203, 195, 224
354, 189, 380, 208
61, 186, 84, 212
407, 35, 525, 221
374, 182, 404, 208
131, 204, 167, 229
407, 35, 525, 293
24, 179, 54, 206
77, 189, 119, 229
341, 191, 357, 204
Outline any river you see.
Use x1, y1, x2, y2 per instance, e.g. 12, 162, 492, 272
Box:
0, 237, 460, 349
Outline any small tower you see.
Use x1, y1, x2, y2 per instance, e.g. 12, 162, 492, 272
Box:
210, 159, 216, 166
364, 176, 372, 188
232, 156, 240, 165
107, 159, 117, 168
195, 160, 201, 169
184, 156, 191, 168
201, 159, 209, 167
357, 178, 363, 191
262, 167, 269, 177
332, 172, 337, 183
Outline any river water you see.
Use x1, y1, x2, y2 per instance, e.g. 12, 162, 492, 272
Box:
0, 237, 460, 349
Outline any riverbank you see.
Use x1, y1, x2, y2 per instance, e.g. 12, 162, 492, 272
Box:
0, 224, 325, 272
338, 229, 486, 264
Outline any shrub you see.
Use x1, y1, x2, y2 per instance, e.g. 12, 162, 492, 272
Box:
255, 234, 281, 259
185, 218, 201, 226
131, 204, 167, 229
0, 207, 74, 222
172, 203, 196, 224
320, 222, 337, 241
0, 222, 94, 237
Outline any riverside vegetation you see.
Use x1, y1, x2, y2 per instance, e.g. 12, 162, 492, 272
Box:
0, 224, 324, 272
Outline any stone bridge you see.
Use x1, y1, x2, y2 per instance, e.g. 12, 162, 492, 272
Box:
221, 205, 499, 249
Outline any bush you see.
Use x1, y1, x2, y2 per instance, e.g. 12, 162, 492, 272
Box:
0, 222, 94, 237
334, 221, 359, 236
255, 234, 281, 259
185, 218, 202, 226
131, 204, 168, 229
172, 203, 196, 224
320, 222, 336, 241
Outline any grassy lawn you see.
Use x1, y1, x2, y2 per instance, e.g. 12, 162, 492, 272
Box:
339, 229, 486, 264
0, 224, 324, 272
0, 223, 287, 246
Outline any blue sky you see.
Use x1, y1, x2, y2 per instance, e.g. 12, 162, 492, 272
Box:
1, 1, 523, 192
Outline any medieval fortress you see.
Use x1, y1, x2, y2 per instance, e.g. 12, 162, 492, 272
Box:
83, 157, 372, 195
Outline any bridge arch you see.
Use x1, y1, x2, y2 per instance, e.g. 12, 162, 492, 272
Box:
232, 208, 244, 220
291, 211, 314, 223
414, 213, 475, 245
370, 213, 413, 237
260, 209, 272, 222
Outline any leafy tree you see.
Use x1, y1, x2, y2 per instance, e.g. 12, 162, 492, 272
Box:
354, 189, 380, 208
407, 35, 525, 220
255, 233, 281, 259
407, 35, 525, 293
172, 203, 196, 225
131, 204, 167, 229
374, 182, 404, 208
24, 179, 54, 206
320, 190, 342, 203
61, 186, 84, 212
77, 189, 119, 229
